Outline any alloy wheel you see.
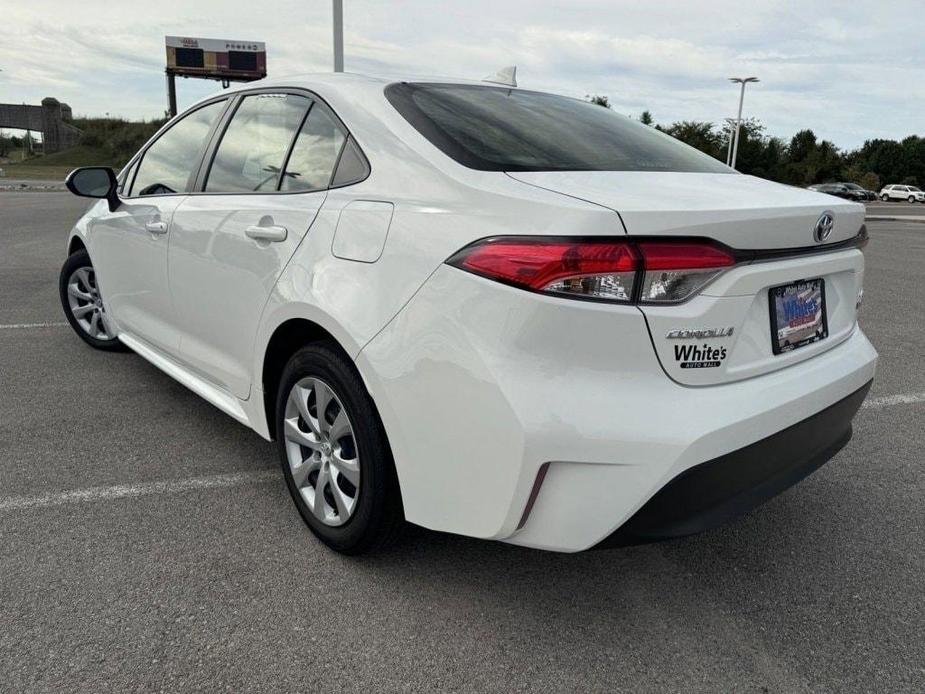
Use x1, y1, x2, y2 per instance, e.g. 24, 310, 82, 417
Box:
283, 377, 360, 527
66, 266, 114, 340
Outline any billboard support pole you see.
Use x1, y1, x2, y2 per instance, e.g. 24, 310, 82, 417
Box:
333, 0, 344, 72
166, 72, 178, 118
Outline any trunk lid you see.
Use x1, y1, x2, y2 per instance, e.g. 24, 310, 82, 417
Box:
508, 171, 867, 386
507, 171, 865, 249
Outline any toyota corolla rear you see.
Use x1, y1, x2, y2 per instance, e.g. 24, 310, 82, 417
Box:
356, 82, 877, 552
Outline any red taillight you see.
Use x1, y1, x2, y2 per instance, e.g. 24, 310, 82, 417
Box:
447, 237, 737, 304
636, 242, 736, 271
449, 238, 640, 302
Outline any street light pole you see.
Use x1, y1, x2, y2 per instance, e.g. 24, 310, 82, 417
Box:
332, 0, 344, 72
723, 118, 737, 166
728, 76, 759, 170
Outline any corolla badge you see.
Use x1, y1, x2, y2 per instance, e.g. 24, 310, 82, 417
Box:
665, 327, 734, 339
814, 211, 835, 243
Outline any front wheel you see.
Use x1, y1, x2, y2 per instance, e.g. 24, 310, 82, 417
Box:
909, 195, 916, 203
275, 342, 403, 554
59, 249, 126, 351
881, 194, 889, 202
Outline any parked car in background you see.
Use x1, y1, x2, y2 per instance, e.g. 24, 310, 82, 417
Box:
808, 183, 867, 202
839, 183, 876, 201
879, 184, 925, 203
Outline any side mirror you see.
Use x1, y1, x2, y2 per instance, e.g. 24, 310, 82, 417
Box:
65, 167, 120, 212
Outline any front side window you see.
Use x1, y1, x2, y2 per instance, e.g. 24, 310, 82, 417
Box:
206, 94, 311, 192
280, 104, 347, 192
385, 82, 732, 173
131, 100, 226, 196
118, 160, 138, 195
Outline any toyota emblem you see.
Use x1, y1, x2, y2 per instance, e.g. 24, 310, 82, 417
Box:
814, 211, 835, 243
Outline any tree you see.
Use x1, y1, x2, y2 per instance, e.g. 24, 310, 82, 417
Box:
640, 110, 654, 126
587, 95, 611, 108
789, 129, 818, 163
661, 121, 723, 161
859, 172, 880, 191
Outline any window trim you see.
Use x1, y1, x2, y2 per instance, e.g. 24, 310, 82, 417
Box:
121, 96, 233, 200
190, 86, 370, 197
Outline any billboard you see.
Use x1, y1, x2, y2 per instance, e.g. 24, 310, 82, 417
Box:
165, 36, 266, 82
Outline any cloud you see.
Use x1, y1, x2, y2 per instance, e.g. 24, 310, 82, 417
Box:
0, 0, 921, 147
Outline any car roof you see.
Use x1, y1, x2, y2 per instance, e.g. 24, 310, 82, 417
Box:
221, 71, 511, 98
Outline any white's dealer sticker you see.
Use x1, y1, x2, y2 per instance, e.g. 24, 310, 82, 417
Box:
674, 343, 727, 369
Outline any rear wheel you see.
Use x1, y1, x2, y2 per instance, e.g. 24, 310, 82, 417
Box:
275, 342, 403, 554
59, 250, 126, 351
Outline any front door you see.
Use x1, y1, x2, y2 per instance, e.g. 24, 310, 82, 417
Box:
89, 99, 228, 355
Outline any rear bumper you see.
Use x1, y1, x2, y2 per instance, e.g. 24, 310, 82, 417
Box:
597, 379, 872, 547
359, 266, 878, 552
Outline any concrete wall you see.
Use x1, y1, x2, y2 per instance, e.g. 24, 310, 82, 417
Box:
0, 97, 81, 153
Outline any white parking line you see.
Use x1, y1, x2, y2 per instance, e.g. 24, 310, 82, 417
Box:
0, 470, 279, 513
0, 321, 68, 330
862, 392, 925, 410
0, 391, 920, 515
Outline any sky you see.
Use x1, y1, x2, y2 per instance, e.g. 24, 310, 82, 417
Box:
1, 0, 923, 150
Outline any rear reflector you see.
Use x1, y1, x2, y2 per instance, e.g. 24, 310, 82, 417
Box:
447, 236, 736, 304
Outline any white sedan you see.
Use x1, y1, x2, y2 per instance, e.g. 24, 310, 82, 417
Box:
61, 73, 876, 553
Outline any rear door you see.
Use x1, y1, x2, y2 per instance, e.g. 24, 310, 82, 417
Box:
89, 99, 228, 354
168, 91, 349, 398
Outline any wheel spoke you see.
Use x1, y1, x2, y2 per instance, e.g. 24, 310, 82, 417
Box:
98, 310, 116, 339
283, 417, 321, 450
291, 458, 320, 489
290, 385, 319, 436
329, 477, 353, 519
312, 379, 331, 436
89, 311, 100, 336
72, 304, 95, 318
77, 268, 95, 294
311, 466, 330, 520
68, 283, 93, 301
328, 408, 351, 442
331, 450, 360, 487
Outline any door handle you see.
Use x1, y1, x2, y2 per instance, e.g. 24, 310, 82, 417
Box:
245, 224, 288, 243
145, 221, 168, 234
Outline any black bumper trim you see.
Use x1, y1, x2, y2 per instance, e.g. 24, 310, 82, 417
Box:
598, 380, 872, 548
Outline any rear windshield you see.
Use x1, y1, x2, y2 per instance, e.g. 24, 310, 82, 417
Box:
385, 82, 731, 173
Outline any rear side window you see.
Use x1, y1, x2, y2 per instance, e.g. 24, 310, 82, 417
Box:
206, 94, 311, 192
131, 100, 226, 196
385, 82, 732, 173
331, 137, 370, 187
280, 105, 346, 192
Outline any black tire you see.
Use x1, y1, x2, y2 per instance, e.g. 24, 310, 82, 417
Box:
59, 249, 128, 352
909, 196, 915, 203
275, 342, 403, 554
881, 194, 889, 202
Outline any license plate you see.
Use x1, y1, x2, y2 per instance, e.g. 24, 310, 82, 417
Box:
769, 278, 828, 355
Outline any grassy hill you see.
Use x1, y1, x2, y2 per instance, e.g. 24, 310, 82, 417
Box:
1, 116, 166, 181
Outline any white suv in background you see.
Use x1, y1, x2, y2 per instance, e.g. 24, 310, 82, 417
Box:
879, 184, 925, 202
60, 74, 876, 554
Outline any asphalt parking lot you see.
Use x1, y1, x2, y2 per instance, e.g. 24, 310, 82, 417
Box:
1, 191, 923, 693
